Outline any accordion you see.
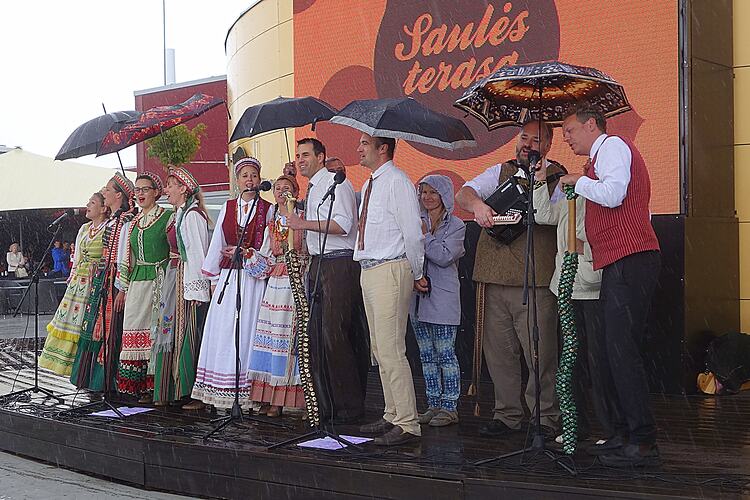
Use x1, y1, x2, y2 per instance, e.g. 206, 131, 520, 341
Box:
483, 175, 529, 245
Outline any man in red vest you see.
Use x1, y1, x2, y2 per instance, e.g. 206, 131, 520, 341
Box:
559, 105, 661, 468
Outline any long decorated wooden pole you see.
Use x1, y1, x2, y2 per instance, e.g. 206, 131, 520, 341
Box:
286, 194, 296, 252
281, 191, 319, 425
556, 184, 580, 454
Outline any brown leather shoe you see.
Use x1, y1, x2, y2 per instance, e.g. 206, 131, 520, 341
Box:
359, 418, 394, 435
373, 426, 420, 446
266, 406, 283, 418
182, 399, 206, 411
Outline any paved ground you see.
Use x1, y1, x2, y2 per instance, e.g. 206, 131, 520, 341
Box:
0, 451, 193, 499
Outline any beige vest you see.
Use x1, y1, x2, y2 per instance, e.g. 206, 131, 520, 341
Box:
473, 161, 565, 287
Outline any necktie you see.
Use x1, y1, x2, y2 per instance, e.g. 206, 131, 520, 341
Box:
357, 176, 374, 251
304, 182, 313, 214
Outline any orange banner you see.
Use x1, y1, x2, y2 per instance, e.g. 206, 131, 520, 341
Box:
294, 0, 679, 215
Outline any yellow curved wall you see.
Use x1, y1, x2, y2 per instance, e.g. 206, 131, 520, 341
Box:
226, 0, 294, 191
734, 0, 750, 330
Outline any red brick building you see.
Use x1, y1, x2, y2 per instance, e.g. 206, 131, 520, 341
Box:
134, 76, 229, 193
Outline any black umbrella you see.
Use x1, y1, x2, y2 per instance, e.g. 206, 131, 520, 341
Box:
453, 60, 630, 129
230, 96, 337, 142
56, 109, 139, 174
329, 97, 476, 151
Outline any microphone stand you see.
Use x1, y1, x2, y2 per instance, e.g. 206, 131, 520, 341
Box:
475, 91, 576, 475
205, 188, 286, 439
0, 224, 65, 404
67, 212, 127, 417
269, 178, 360, 451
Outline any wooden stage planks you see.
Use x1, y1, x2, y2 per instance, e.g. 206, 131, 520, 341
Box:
0, 373, 749, 499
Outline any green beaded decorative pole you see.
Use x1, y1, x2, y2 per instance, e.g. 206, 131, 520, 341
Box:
556, 184, 579, 455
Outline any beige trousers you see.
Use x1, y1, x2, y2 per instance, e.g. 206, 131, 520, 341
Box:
360, 259, 420, 436
482, 284, 560, 429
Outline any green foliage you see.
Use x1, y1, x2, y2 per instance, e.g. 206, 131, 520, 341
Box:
146, 123, 207, 168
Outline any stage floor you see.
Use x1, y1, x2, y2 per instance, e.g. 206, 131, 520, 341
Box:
0, 360, 749, 499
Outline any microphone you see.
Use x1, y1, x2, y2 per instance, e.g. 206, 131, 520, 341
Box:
319, 170, 346, 205
47, 209, 79, 230
241, 180, 273, 193
527, 150, 541, 169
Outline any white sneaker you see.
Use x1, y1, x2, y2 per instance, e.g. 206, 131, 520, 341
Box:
555, 434, 607, 445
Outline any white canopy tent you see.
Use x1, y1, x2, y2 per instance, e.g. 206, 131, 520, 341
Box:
0, 148, 135, 211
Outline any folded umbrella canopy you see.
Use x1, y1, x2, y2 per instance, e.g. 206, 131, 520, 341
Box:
97, 93, 224, 156
330, 97, 476, 151
56, 110, 140, 161
229, 96, 338, 143
454, 60, 630, 129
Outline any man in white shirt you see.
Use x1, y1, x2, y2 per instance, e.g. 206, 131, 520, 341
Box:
456, 121, 563, 440
286, 138, 371, 424
559, 105, 661, 467
354, 133, 427, 446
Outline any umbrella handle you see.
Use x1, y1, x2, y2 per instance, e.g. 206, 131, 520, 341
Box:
102, 102, 127, 176
284, 127, 291, 163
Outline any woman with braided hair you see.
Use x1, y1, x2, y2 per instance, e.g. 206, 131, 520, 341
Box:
70, 173, 137, 391
243, 175, 306, 417
152, 167, 211, 408
117, 172, 173, 402
192, 157, 272, 410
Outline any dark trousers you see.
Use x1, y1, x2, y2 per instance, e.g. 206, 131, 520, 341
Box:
599, 250, 661, 445
308, 255, 371, 420
572, 298, 621, 438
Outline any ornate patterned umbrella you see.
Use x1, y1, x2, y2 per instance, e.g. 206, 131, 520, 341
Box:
454, 60, 630, 128
97, 93, 224, 156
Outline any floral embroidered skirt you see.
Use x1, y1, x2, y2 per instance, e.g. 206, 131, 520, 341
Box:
248, 273, 304, 408
116, 280, 156, 395
39, 271, 92, 376
152, 264, 208, 403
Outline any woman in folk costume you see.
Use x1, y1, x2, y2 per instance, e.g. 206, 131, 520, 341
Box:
39, 192, 110, 376
116, 172, 173, 402
152, 167, 211, 408
243, 175, 306, 417
192, 157, 272, 409
70, 173, 136, 391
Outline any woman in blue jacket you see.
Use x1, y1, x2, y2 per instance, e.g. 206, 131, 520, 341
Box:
410, 174, 466, 427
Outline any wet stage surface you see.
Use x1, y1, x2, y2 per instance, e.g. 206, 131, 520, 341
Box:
0, 361, 749, 499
